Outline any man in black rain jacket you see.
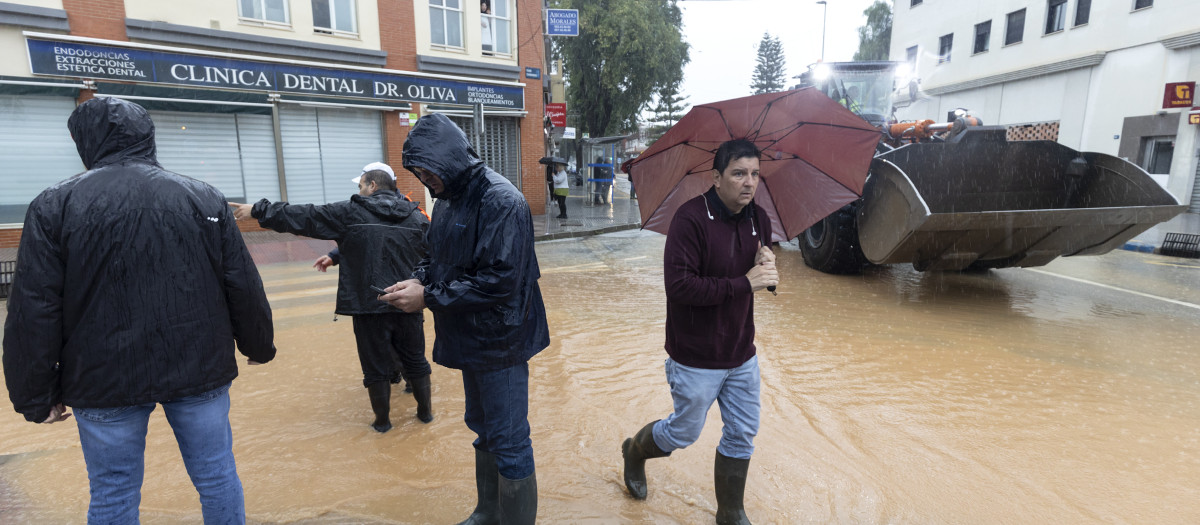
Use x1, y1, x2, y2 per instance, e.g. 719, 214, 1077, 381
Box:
230, 165, 432, 432
2, 96, 275, 523
382, 113, 548, 525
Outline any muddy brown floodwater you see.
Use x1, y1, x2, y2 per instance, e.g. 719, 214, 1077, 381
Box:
3, 230, 1199, 523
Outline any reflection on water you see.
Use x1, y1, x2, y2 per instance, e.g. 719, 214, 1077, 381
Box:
2, 231, 1199, 523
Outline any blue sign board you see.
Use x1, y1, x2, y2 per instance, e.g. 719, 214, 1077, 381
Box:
525, 67, 540, 79
26, 38, 525, 109
546, 9, 579, 36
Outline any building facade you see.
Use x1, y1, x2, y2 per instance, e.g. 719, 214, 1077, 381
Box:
0, 0, 549, 248
892, 0, 1200, 213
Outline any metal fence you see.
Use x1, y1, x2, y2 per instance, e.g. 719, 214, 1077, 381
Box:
0, 260, 14, 299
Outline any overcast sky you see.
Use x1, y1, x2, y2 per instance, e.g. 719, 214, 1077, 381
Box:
677, 0, 882, 107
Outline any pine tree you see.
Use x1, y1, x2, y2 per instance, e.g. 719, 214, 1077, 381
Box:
750, 33, 787, 95
646, 83, 689, 144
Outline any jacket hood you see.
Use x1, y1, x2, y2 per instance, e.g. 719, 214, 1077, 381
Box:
353, 189, 422, 221
67, 97, 158, 170
402, 113, 483, 199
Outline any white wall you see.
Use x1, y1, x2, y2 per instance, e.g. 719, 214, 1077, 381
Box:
1078, 44, 1172, 156
892, 0, 1200, 92
5, 0, 63, 9
125, 0, 383, 52
0, 27, 35, 77
411, 0, 518, 65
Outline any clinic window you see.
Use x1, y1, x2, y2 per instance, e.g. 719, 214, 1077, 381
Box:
430, 0, 464, 48
313, 0, 356, 35
239, 0, 290, 25
906, 45, 918, 65
1074, 0, 1091, 26
481, 0, 512, 55
1045, 0, 1066, 34
973, 21, 990, 54
911, 0, 922, 6
1141, 137, 1173, 175
1005, 9, 1025, 45
938, 34, 952, 64
1133, 0, 1153, 10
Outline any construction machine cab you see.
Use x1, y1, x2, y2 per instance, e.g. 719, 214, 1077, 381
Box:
794, 61, 901, 127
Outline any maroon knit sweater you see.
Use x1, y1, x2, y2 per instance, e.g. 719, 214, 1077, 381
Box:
663, 187, 771, 369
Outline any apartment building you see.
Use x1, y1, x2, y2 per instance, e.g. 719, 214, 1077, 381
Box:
892, 0, 1200, 213
0, 0, 548, 248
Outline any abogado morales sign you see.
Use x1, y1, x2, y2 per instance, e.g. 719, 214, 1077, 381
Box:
27, 38, 524, 109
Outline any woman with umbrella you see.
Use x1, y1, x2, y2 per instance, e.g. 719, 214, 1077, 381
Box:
551, 161, 569, 219
621, 139, 778, 525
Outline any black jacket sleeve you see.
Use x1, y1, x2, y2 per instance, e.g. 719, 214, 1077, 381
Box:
2, 195, 66, 422
219, 202, 276, 363
251, 199, 350, 240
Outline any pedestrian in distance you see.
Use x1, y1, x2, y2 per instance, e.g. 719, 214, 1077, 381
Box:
2, 96, 276, 524
620, 139, 778, 525
552, 162, 569, 219
592, 156, 612, 205
381, 113, 549, 525
229, 162, 433, 432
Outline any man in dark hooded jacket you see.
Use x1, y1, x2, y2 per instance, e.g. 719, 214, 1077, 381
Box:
230, 164, 432, 432
2, 97, 275, 524
382, 113, 548, 525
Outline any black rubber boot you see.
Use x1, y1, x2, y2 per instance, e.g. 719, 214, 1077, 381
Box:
714, 452, 752, 525
412, 374, 433, 423
621, 420, 670, 500
456, 449, 500, 525
367, 383, 391, 433
498, 470, 537, 525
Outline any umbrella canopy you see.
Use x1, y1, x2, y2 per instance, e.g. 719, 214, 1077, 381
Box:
628, 88, 880, 243
538, 156, 568, 165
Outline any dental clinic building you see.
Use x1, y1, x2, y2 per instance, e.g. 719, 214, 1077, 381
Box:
0, 0, 548, 249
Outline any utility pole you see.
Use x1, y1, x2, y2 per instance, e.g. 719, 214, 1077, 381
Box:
817, 0, 827, 62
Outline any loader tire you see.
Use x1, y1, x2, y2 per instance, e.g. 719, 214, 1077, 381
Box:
800, 204, 869, 274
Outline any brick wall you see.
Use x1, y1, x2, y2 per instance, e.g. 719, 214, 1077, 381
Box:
62, 0, 127, 41
378, 0, 425, 210
517, 0, 547, 215
0, 228, 21, 250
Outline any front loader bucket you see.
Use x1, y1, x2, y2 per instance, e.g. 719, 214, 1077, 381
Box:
858, 127, 1186, 271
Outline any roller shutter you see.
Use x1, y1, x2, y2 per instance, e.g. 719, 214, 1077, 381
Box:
280, 106, 383, 205
0, 95, 85, 224
151, 111, 280, 202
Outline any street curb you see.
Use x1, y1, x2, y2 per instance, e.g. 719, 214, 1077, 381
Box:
535, 223, 642, 242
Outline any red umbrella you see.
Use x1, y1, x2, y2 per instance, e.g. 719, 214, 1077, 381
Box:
629, 88, 880, 243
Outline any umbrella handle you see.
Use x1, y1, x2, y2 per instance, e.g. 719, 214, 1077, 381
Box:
751, 205, 777, 296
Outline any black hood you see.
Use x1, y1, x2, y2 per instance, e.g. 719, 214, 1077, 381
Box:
67, 97, 158, 170
402, 113, 483, 200
352, 189, 423, 222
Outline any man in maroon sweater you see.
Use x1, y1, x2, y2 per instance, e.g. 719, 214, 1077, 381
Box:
621, 139, 778, 524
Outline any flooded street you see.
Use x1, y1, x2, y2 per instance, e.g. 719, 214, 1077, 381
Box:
3, 230, 1200, 523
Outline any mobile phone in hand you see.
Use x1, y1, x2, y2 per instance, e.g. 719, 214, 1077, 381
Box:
370, 284, 390, 295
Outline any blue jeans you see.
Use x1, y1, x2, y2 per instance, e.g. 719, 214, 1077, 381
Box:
74, 383, 244, 524
653, 356, 761, 459
462, 363, 534, 479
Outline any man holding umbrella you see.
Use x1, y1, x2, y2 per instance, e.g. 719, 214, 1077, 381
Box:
621, 139, 778, 525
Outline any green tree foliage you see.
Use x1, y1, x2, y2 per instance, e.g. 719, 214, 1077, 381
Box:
750, 33, 786, 94
645, 82, 689, 144
552, 0, 689, 138
853, 1, 892, 61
